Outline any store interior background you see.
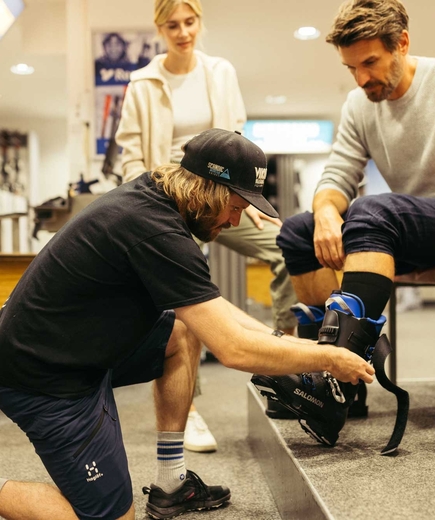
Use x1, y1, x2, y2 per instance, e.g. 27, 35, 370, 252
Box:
1, 6, 435, 515
1, 0, 435, 309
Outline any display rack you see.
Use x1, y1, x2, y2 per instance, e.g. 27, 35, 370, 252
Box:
0, 130, 30, 253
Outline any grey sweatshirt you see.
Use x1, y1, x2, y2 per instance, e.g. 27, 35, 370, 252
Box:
316, 56, 435, 202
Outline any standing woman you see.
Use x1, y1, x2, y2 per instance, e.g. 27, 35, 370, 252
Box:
116, 0, 298, 451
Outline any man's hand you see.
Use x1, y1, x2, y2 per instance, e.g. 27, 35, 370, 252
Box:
312, 189, 349, 270
313, 208, 345, 270
245, 205, 282, 230
326, 346, 375, 385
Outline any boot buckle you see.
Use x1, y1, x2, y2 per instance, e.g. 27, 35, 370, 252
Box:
324, 372, 346, 404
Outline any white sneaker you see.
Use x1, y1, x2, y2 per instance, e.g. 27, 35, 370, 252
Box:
184, 411, 218, 452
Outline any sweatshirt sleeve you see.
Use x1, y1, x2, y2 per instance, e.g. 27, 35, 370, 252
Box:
115, 81, 148, 183
315, 91, 370, 202
208, 56, 247, 132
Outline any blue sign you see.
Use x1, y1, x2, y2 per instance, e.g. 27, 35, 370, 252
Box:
244, 120, 334, 154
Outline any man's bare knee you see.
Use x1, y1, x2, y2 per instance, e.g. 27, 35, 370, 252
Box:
165, 319, 200, 358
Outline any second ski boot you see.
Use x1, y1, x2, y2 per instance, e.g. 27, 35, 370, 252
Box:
252, 291, 385, 447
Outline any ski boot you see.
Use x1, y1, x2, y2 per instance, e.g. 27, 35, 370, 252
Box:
265, 303, 324, 420
290, 301, 368, 417
252, 291, 409, 453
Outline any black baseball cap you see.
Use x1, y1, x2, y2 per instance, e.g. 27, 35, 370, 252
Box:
180, 128, 279, 218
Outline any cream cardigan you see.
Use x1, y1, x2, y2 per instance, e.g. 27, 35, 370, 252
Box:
115, 50, 247, 182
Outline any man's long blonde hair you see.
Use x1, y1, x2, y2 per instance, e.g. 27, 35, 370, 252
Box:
151, 164, 230, 223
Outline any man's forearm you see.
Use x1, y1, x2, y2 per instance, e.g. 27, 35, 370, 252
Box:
313, 188, 349, 217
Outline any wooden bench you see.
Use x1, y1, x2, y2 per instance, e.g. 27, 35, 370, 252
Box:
389, 268, 435, 384
0, 254, 36, 305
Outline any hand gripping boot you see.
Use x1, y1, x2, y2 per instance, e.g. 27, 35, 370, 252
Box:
251, 291, 409, 454
291, 302, 369, 418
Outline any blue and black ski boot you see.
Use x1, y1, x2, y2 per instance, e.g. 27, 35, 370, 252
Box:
252, 291, 409, 454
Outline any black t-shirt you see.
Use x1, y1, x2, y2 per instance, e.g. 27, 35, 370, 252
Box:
0, 173, 220, 398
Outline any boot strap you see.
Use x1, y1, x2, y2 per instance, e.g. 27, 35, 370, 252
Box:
372, 334, 410, 455
319, 311, 409, 454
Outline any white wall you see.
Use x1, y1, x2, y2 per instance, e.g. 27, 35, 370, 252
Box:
294, 155, 329, 212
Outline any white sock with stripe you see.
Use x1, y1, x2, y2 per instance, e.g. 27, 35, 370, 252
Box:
156, 432, 186, 493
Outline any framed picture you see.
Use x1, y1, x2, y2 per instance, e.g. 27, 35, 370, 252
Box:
93, 30, 164, 155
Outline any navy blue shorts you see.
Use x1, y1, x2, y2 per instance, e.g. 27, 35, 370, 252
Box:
278, 193, 435, 276
0, 310, 175, 520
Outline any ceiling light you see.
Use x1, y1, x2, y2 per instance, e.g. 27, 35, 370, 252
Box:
11, 63, 35, 75
265, 95, 287, 105
294, 26, 320, 40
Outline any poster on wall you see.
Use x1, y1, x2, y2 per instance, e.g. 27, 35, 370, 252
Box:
93, 30, 164, 155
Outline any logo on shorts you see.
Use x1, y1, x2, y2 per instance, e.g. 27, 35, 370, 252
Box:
85, 461, 104, 482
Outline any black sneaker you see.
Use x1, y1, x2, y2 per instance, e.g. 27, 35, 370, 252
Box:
143, 470, 231, 519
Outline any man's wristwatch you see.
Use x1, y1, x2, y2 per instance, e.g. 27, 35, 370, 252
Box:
271, 329, 285, 337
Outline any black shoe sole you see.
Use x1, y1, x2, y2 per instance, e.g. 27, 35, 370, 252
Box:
299, 417, 338, 446
146, 492, 231, 519
266, 398, 298, 420
265, 408, 298, 419
251, 375, 340, 447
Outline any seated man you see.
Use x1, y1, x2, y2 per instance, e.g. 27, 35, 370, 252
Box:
0, 129, 373, 520
254, 193, 428, 451
253, 0, 433, 448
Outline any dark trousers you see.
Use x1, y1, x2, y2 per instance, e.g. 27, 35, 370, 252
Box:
277, 193, 435, 277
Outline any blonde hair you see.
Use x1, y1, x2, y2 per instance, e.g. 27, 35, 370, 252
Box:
154, 0, 203, 25
326, 0, 409, 51
151, 164, 230, 222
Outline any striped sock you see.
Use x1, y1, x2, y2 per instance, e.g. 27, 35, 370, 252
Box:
156, 432, 186, 493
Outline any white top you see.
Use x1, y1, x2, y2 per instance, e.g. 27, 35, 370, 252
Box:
116, 50, 246, 182
160, 60, 212, 163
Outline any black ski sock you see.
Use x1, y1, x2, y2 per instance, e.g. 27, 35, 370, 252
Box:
341, 271, 393, 320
